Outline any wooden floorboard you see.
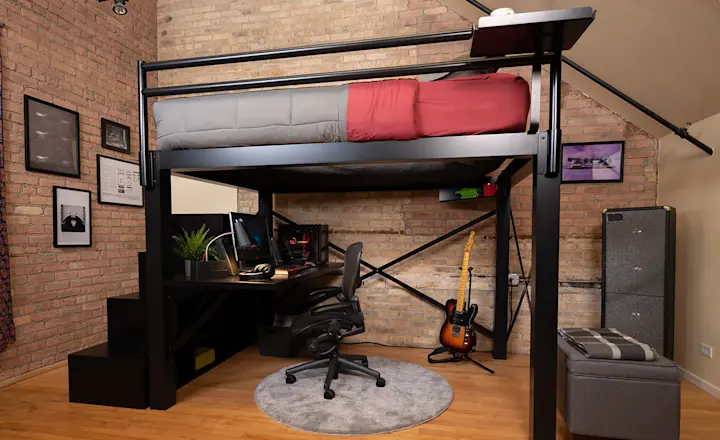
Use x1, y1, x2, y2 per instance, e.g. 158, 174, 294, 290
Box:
0, 345, 718, 439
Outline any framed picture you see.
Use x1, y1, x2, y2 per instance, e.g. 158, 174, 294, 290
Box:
97, 155, 144, 207
53, 186, 92, 247
101, 118, 131, 154
561, 141, 625, 184
24, 96, 81, 178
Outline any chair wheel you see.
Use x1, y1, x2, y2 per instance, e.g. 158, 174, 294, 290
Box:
376, 378, 386, 387
285, 374, 296, 384
324, 389, 335, 400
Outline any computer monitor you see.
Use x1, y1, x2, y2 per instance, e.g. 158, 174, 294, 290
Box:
228, 213, 271, 266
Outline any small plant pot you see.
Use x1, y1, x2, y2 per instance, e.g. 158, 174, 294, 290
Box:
184, 260, 197, 280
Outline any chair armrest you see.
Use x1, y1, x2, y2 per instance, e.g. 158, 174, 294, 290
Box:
307, 287, 341, 307
310, 302, 354, 316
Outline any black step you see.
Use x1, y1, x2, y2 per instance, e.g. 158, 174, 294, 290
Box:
68, 343, 148, 409
107, 292, 146, 355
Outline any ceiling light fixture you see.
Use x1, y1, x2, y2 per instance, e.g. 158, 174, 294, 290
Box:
112, 0, 128, 15
98, 0, 128, 16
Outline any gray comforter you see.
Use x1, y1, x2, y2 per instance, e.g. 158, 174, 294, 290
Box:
153, 85, 349, 150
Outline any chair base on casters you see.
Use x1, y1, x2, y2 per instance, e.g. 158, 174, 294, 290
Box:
286, 354, 385, 400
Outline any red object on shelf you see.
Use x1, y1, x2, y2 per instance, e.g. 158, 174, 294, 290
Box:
483, 183, 498, 197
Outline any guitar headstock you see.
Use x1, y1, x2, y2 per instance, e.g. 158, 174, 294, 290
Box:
465, 231, 475, 252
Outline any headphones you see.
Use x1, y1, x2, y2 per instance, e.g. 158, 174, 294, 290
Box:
238, 263, 275, 280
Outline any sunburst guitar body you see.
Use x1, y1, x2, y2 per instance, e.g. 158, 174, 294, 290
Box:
438, 231, 477, 354
439, 299, 478, 353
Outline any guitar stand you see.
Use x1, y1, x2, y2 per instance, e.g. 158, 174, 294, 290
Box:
428, 346, 495, 374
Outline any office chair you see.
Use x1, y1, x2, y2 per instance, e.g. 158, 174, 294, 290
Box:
285, 242, 385, 400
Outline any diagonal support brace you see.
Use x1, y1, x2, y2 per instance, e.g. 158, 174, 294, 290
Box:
272, 211, 496, 340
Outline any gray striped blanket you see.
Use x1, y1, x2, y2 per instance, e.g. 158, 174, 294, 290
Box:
558, 328, 656, 361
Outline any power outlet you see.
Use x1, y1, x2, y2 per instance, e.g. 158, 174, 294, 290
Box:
700, 343, 713, 359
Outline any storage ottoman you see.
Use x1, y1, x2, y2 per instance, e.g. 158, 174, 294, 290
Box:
557, 335, 680, 440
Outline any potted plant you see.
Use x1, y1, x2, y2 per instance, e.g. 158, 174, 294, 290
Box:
172, 224, 219, 280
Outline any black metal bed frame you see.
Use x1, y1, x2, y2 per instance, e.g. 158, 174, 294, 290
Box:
138, 8, 595, 440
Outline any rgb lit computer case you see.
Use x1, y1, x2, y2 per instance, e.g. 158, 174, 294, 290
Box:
277, 224, 329, 265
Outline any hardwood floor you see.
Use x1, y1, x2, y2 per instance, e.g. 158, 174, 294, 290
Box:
0, 345, 718, 439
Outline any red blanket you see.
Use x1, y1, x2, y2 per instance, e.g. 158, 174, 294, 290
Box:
346, 79, 420, 142
346, 74, 529, 142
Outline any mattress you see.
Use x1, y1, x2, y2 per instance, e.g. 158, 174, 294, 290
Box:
153, 74, 530, 150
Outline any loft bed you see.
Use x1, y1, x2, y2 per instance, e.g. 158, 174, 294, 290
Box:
138, 7, 595, 440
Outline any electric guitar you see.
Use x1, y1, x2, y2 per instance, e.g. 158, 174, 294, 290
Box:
438, 231, 478, 354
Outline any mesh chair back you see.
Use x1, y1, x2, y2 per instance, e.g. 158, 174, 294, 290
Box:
341, 242, 363, 301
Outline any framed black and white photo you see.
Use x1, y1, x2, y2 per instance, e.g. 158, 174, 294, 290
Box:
561, 141, 625, 184
24, 96, 81, 178
97, 155, 144, 207
53, 186, 92, 247
101, 118, 131, 154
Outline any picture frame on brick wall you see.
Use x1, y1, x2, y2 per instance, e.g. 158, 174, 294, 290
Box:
97, 155, 144, 207
101, 118, 131, 154
53, 186, 92, 248
24, 96, 81, 178
561, 141, 625, 184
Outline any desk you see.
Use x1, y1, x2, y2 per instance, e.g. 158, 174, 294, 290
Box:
166, 263, 343, 388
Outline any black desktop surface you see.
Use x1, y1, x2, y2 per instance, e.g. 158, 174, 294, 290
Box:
165, 262, 343, 292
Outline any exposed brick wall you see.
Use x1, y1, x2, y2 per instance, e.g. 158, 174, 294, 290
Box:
154, 0, 658, 352
0, 0, 156, 381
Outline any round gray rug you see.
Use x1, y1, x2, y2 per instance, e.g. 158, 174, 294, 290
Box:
255, 356, 453, 435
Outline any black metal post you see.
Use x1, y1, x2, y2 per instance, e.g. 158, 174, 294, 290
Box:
529, 57, 562, 440
257, 192, 273, 236
493, 181, 510, 359
547, 50, 563, 176
528, 63, 542, 134
137, 61, 151, 187
144, 167, 176, 409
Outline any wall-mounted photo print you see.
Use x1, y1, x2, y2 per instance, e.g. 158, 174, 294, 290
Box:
101, 118, 131, 154
24, 96, 81, 178
53, 186, 92, 247
561, 141, 625, 184
97, 155, 143, 207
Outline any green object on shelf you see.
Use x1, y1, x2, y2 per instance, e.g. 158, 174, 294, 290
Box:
455, 188, 481, 200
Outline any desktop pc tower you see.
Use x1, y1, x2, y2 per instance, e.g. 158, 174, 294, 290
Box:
277, 224, 329, 265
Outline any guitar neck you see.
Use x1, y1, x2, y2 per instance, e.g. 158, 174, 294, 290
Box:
456, 250, 471, 312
